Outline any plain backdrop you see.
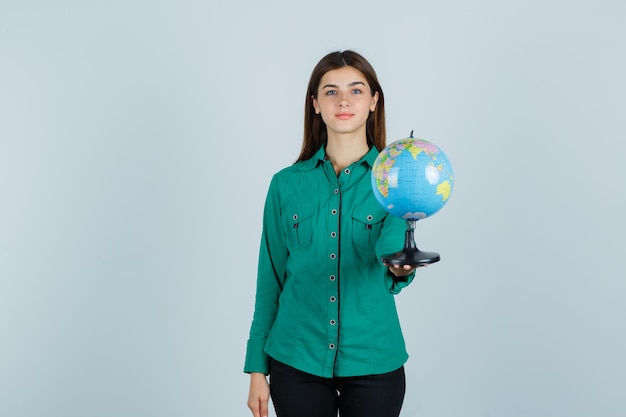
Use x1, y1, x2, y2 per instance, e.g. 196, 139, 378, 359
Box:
1, 1, 625, 416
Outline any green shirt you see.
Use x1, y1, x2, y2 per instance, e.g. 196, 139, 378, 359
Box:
244, 146, 415, 378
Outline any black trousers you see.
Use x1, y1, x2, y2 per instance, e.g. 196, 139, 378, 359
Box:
269, 358, 405, 417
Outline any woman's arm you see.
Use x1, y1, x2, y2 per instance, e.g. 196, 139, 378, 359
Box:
247, 372, 270, 417
244, 175, 288, 373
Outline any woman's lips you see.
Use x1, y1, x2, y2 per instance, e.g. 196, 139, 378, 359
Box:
336, 113, 354, 120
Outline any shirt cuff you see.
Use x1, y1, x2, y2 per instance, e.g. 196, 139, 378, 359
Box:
385, 270, 415, 294
243, 338, 270, 375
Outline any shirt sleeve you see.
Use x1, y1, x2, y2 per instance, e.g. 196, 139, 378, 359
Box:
376, 214, 416, 294
385, 269, 415, 294
244, 175, 287, 374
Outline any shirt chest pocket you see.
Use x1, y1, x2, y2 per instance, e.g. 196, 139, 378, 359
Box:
283, 205, 315, 249
351, 206, 386, 250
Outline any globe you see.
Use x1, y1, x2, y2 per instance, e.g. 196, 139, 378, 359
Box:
371, 134, 454, 265
372, 136, 454, 220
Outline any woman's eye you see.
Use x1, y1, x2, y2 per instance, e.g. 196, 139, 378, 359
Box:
325, 90, 337, 95
352, 89, 362, 94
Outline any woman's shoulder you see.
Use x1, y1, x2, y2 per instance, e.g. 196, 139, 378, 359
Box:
265, 161, 317, 198
273, 160, 314, 179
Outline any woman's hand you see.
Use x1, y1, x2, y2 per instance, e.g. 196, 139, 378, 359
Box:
247, 372, 270, 417
386, 263, 426, 277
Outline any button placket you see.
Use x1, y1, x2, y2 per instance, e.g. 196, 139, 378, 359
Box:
327, 183, 341, 359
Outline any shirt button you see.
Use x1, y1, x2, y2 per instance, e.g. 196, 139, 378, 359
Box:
330, 253, 336, 260
292, 214, 298, 220
330, 296, 336, 302
344, 168, 350, 175
329, 275, 336, 281
329, 343, 336, 350
331, 209, 338, 215
333, 188, 339, 194
367, 215, 373, 221
330, 231, 337, 238
329, 319, 336, 326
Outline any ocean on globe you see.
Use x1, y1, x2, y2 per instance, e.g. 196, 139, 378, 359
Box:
371, 136, 454, 221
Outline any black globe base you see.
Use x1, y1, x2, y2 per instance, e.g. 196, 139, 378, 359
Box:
381, 219, 441, 266
382, 249, 440, 266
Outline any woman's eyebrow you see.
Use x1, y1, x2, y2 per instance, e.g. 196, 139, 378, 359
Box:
321, 81, 366, 89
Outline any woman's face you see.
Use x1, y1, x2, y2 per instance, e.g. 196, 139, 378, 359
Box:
312, 66, 379, 139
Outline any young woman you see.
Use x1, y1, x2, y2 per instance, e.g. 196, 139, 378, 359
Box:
244, 50, 422, 417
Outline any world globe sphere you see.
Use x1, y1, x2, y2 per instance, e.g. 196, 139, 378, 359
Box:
371, 136, 454, 221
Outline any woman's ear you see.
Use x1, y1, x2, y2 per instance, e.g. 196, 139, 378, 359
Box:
312, 95, 320, 114
370, 91, 379, 112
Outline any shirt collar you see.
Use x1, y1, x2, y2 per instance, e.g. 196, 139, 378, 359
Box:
299, 145, 381, 171
362, 146, 380, 168
298, 146, 327, 171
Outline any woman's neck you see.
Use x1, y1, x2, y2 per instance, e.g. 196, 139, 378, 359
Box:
325, 134, 369, 176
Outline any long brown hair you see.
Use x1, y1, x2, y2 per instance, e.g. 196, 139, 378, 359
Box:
295, 50, 386, 163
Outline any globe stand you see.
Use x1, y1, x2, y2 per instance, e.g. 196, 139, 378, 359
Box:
381, 219, 440, 266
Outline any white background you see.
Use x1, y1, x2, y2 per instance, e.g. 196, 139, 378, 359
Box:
1, 0, 625, 416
